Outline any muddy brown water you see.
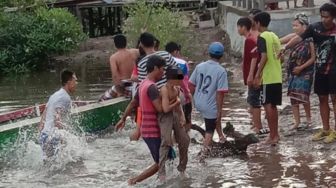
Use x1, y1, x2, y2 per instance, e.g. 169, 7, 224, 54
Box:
0, 58, 335, 187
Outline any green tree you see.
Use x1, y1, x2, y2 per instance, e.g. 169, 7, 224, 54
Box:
123, 0, 187, 50
0, 7, 86, 74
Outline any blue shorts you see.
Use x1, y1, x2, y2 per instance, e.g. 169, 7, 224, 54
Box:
143, 137, 161, 163
39, 132, 61, 159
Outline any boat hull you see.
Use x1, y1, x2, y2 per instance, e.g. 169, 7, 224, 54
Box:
0, 97, 129, 151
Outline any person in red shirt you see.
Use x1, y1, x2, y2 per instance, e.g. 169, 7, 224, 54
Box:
237, 17, 269, 135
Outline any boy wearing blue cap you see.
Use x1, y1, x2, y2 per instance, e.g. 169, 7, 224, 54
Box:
189, 42, 229, 158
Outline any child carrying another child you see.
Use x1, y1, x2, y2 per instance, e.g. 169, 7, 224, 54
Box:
158, 66, 190, 181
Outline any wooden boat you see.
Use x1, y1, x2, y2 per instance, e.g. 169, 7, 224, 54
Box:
0, 97, 129, 151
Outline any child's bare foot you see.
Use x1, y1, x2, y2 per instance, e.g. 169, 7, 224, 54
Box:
128, 178, 137, 185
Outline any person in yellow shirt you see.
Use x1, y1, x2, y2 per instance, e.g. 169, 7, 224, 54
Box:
253, 12, 282, 145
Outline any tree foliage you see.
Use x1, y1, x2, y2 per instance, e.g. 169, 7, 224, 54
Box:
123, 0, 187, 50
0, 7, 86, 74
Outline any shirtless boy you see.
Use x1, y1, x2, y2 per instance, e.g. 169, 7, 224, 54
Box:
100, 34, 139, 100
158, 66, 190, 180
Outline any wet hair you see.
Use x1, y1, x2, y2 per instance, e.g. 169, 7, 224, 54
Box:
237, 17, 252, 31
165, 42, 181, 53
166, 66, 184, 80
320, 3, 336, 18
294, 13, 309, 26
209, 53, 223, 60
140, 32, 155, 48
61, 69, 74, 86
253, 12, 271, 27
249, 9, 262, 16
146, 55, 166, 73
113, 34, 127, 49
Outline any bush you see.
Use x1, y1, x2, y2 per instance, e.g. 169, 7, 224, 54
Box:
0, 7, 86, 74
123, 0, 187, 51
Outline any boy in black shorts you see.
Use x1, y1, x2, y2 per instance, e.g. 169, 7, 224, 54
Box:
253, 12, 283, 145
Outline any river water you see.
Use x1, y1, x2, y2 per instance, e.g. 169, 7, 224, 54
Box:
1, 61, 336, 188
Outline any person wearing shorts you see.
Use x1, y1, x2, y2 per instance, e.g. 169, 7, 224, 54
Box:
253, 12, 282, 145
237, 17, 269, 135
38, 70, 78, 161
115, 55, 165, 185
189, 42, 229, 158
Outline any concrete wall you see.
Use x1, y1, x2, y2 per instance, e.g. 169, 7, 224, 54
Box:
217, 1, 321, 55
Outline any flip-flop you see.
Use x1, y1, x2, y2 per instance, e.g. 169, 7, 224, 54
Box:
257, 128, 270, 135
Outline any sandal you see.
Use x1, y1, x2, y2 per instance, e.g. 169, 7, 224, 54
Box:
257, 128, 270, 135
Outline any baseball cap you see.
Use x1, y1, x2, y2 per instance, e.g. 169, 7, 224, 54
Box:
166, 66, 184, 80
208, 42, 224, 56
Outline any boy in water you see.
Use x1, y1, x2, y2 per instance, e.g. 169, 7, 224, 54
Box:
116, 55, 165, 185
253, 12, 282, 145
39, 70, 78, 160
165, 42, 193, 131
158, 66, 190, 181
189, 42, 228, 158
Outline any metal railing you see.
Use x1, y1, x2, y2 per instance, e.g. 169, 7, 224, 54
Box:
232, 0, 314, 10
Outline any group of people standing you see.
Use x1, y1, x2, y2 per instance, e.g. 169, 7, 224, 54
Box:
237, 2, 336, 145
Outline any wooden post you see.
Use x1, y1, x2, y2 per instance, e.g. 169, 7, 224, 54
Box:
247, 0, 252, 9
243, 0, 247, 8
307, 0, 314, 7
258, 0, 265, 11
108, 7, 113, 35
117, 6, 122, 33
238, 0, 242, 7
88, 8, 94, 38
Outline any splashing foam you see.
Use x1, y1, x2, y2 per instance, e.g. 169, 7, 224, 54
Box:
2, 123, 89, 173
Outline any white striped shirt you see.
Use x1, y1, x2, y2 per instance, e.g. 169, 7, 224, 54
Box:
137, 51, 177, 88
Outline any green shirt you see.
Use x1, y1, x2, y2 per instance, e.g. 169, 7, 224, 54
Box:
258, 31, 282, 84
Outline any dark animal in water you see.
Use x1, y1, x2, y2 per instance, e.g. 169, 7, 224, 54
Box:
191, 122, 259, 157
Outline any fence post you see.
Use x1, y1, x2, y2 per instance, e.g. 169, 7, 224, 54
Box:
259, 0, 265, 11
238, 0, 242, 7
243, 0, 247, 8
307, 0, 314, 7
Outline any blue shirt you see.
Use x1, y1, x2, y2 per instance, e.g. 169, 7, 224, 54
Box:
189, 60, 229, 119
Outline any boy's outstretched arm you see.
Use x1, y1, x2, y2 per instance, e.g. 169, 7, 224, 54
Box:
115, 98, 139, 131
